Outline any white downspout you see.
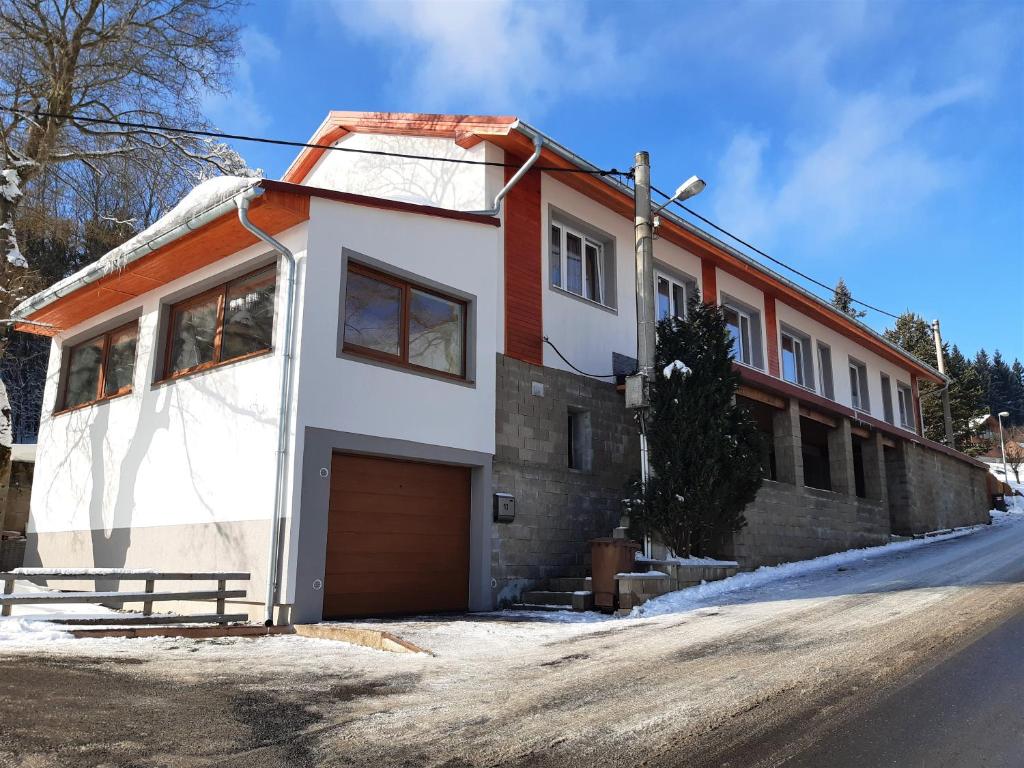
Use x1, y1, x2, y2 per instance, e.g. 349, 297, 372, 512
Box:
235, 188, 298, 626
470, 133, 543, 216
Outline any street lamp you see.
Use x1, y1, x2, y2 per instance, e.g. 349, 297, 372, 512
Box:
998, 411, 1010, 487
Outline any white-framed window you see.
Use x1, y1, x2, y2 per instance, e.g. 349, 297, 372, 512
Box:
896, 383, 914, 429
655, 271, 690, 322
780, 328, 813, 388
817, 342, 835, 399
550, 221, 606, 305
724, 304, 753, 366
849, 359, 870, 412
880, 373, 895, 424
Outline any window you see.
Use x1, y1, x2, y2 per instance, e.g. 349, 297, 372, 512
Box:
780, 327, 814, 388
897, 383, 915, 430
655, 271, 691, 322
163, 265, 277, 379
567, 409, 592, 471
880, 373, 895, 424
343, 262, 467, 379
724, 304, 754, 366
849, 359, 870, 412
549, 220, 611, 306
60, 322, 139, 411
817, 342, 835, 399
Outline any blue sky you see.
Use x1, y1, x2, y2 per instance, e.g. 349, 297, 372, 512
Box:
205, 0, 1024, 361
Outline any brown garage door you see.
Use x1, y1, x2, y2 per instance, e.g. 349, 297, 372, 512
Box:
324, 453, 471, 618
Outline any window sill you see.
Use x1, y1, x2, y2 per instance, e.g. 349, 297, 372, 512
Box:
549, 285, 618, 315
338, 348, 476, 388
53, 389, 133, 417
152, 348, 274, 389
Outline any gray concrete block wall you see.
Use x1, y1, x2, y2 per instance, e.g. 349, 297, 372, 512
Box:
726, 481, 890, 570
492, 354, 639, 605
890, 442, 990, 534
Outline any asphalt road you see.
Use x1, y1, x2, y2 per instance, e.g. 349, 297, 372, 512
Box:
1, 515, 1022, 768
783, 609, 1024, 768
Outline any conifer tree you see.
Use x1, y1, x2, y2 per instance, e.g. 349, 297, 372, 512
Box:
831, 278, 867, 319
628, 290, 764, 558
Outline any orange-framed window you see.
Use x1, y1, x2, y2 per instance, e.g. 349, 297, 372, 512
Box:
161, 264, 277, 380
60, 322, 139, 411
342, 262, 467, 380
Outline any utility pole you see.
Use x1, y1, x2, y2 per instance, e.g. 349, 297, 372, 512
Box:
931, 319, 954, 447
623, 150, 655, 545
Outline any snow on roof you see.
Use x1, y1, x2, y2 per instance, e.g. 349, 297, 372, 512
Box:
969, 414, 992, 428
13, 175, 260, 319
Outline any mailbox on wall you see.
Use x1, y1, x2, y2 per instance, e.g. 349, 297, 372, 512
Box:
493, 493, 515, 523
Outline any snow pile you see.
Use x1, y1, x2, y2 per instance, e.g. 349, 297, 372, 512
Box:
637, 553, 739, 567
632, 520, 1006, 618
662, 360, 691, 379
0, 618, 72, 643
13, 175, 260, 315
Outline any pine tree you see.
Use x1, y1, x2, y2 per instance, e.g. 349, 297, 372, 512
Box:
946, 345, 986, 452
1009, 360, 1024, 426
884, 312, 944, 442
627, 290, 764, 558
832, 278, 867, 319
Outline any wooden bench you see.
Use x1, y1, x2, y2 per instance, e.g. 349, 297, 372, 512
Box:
0, 569, 251, 626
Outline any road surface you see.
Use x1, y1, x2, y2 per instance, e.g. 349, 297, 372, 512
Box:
1, 514, 1022, 768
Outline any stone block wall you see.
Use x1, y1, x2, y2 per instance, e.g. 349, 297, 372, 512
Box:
889, 441, 990, 534
492, 354, 639, 605
725, 481, 890, 570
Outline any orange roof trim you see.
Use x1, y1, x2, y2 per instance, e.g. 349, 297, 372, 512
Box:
282, 111, 519, 184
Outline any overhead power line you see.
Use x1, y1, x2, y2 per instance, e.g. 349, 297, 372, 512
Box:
650, 183, 900, 320
0, 106, 629, 178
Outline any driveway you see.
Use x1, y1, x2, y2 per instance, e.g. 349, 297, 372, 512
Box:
2, 514, 1022, 768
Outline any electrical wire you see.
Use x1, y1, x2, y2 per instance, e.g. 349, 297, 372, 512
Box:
543, 336, 620, 379
650, 183, 901, 320
0, 106, 628, 177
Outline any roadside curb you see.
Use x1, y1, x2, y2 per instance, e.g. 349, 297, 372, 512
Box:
293, 623, 429, 654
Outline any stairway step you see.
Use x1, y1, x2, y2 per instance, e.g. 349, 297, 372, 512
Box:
509, 603, 572, 613
547, 576, 592, 592
520, 590, 573, 606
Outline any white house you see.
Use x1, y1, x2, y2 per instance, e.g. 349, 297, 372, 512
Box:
13, 112, 990, 624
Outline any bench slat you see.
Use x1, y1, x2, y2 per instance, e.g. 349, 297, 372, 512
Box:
1, 570, 250, 582
41, 613, 250, 626
0, 589, 247, 605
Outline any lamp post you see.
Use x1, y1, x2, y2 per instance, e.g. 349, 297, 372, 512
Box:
998, 411, 1010, 486
623, 152, 705, 549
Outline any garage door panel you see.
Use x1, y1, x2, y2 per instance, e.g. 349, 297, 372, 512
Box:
324, 453, 471, 618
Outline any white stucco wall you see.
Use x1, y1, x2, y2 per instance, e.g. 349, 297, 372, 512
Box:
28, 225, 309, 540
301, 132, 505, 213
293, 197, 500, 455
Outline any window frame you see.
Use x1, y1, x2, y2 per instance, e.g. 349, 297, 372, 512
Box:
655, 269, 692, 322
896, 382, 914, 430
342, 261, 469, 381
57, 320, 140, 413
159, 263, 278, 382
549, 219, 611, 308
780, 326, 814, 390
817, 342, 835, 400
880, 373, 895, 424
723, 303, 754, 366
849, 358, 871, 413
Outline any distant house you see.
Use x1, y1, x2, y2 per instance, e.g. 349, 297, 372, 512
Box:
968, 414, 1005, 459
12, 112, 992, 624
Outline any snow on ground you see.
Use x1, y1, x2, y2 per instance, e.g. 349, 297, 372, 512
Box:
634, 514, 1016, 617
0, 581, 151, 644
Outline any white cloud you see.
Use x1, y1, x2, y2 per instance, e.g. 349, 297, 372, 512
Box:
204, 28, 280, 133
329, 0, 631, 112
712, 82, 984, 246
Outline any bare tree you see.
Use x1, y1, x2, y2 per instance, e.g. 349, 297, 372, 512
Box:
0, 0, 246, 486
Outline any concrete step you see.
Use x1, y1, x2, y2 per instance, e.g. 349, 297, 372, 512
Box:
547, 576, 592, 592
521, 590, 573, 606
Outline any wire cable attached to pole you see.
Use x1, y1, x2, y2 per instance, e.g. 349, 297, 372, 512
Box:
542, 336, 620, 379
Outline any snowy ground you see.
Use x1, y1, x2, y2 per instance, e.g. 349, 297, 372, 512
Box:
1, 511, 1022, 767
